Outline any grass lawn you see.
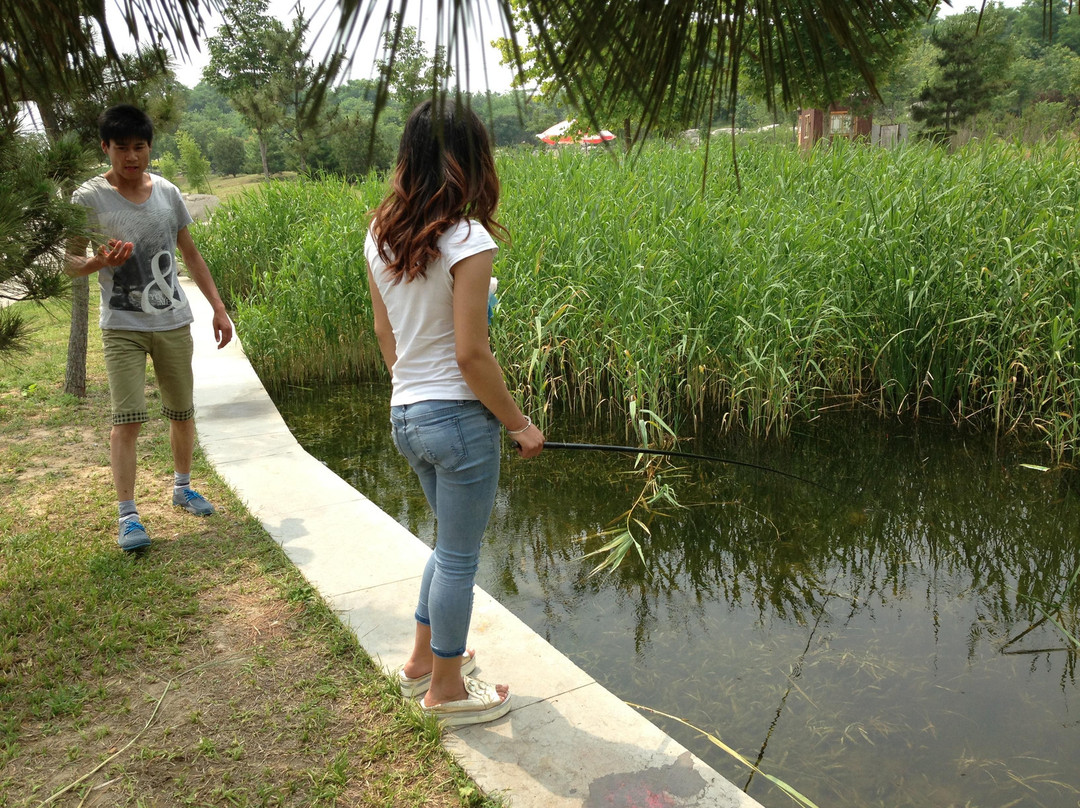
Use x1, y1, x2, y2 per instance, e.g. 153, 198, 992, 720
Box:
0, 298, 498, 807
179, 173, 300, 204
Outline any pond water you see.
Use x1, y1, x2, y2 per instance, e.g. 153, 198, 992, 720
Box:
270, 380, 1080, 808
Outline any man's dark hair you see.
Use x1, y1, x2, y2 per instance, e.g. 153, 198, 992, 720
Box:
98, 104, 154, 146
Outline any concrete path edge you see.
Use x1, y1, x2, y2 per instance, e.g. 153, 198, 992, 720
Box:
183, 277, 765, 808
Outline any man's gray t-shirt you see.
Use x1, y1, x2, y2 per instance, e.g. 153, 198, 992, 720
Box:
72, 174, 195, 332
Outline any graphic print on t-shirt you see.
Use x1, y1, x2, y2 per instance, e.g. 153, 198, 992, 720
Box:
74, 173, 195, 332
109, 246, 184, 314
100, 201, 186, 316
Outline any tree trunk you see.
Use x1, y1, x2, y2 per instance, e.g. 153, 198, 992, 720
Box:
63, 274, 89, 397
259, 137, 270, 178
37, 104, 61, 142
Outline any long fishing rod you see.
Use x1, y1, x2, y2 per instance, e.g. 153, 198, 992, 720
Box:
531, 441, 836, 494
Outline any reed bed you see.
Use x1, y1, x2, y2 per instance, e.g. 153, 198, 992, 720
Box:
195, 137, 1080, 458
197, 176, 387, 383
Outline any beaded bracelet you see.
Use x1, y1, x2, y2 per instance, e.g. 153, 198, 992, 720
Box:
506, 416, 532, 434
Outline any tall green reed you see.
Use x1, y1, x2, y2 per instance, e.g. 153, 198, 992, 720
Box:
197, 138, 1080, 458
196, 178, 361, 307
492, 138, 1080, 456
195, 176, 385, 385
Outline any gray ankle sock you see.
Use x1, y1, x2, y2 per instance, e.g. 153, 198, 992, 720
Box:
118, 500, 137, 520
174, 472, 191, 490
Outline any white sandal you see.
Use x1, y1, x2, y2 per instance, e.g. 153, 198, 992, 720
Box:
421, 675, 511, 727
397, 650, 476, 698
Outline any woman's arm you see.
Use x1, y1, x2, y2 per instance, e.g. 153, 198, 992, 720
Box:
452, 251, 544, 458
366, 265, 398, 374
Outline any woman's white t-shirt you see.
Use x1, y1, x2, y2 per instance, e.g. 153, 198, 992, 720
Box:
365, 219, 498, 406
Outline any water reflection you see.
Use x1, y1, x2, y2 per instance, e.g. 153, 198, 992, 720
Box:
271, 381, 1080, 808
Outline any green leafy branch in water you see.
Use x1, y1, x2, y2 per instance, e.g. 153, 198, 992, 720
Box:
626, 702, 821, 808
579, 405, 686, 576
1026, 564, 1080, 649
1004, 564, 1080, 653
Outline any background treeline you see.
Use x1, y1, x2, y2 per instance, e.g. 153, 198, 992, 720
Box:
150, 0, 1080, 181
152, 82, 572, 181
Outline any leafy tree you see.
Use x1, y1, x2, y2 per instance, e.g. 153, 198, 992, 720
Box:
912, 8, 1014, 139
184, 82, 235, 117
374, 16, 454, 117
31, 0, 1080, 159
8, 0, 1067, 151
273, 13, 345, 173
167, 83, 250, 172
211, 132, 246, 175
155, 150, 180, 182
176, 130, 212, 192
322, 111, 397, 179
0, 128, 92, 355
203, 0, 287, 177
314, 78, 398, 176
203, 0, 340, 176
1009, 44, 1080, 112
1001, 1, 1080, 119
1013, 0, 1080, 55
874, 29, 939, 122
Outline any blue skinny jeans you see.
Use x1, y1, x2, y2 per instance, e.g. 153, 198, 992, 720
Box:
390, 399, 501, 659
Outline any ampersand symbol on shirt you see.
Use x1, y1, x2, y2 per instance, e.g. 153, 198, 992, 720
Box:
140, 249, 181, 313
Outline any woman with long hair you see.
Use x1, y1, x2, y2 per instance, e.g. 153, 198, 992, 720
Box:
365, 100, 545, 726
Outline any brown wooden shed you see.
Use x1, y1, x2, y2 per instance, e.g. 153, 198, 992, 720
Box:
798, 104, 873, 149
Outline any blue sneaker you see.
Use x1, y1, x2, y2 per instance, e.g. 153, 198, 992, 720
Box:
118, 516, 151, 551
173, 487, 216, 516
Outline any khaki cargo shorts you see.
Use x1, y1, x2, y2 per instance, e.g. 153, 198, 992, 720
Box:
102, 326, 194, 425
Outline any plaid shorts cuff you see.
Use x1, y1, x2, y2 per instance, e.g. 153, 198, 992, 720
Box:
112, 411, 149, 426
163, 406, 195, 421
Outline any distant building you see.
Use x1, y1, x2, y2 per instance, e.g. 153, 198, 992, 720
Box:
797, 109, 823, 149
871, 123, 909, 148
798, 105, 873, 149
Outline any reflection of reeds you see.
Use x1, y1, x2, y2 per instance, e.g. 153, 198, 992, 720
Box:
1010, 564, 1080, 652
274, 383, 1080, 808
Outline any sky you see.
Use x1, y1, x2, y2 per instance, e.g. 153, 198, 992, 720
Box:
118, 0, 1029, 93
107, 0, 521, 93
16, 0, 1027, 132
938, 0, 1025, 14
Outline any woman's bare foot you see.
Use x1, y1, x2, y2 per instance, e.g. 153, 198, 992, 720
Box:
401, 648, 474, 681
421, 676, 513, 727
425, 679, 509, 707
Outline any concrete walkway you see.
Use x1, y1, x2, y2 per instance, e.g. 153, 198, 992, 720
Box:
183, 277, 764, 808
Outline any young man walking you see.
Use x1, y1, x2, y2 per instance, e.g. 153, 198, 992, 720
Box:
66, 104, 233, 551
